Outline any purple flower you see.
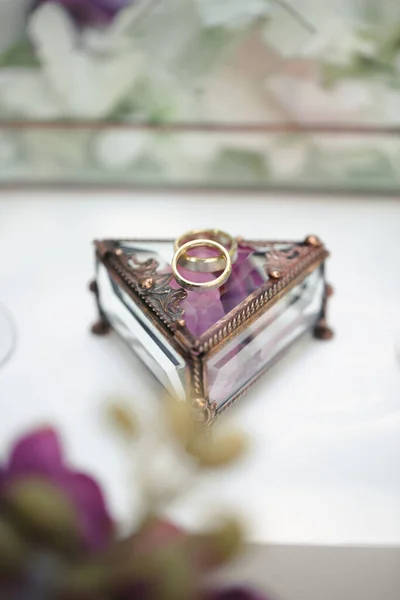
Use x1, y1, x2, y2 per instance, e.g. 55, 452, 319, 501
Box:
0, 428, 114, 552
33, 0, 131, 26
0, 428, 271, 600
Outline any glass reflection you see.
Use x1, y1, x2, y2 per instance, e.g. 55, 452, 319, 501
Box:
97, 262, 186, 400
207, 269, 324, 408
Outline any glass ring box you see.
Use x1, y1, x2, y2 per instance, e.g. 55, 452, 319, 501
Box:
90, 236, 333, 424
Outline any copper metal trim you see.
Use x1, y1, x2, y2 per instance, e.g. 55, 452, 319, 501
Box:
95, 249, 193, 358
95, 240, 191, 335
94, 238, 328, 360
92, 236, 331, 423
196, 244, 328, 357
188, 355, 217, 424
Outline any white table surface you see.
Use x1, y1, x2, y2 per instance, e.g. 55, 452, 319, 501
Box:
1, 192, 400, 547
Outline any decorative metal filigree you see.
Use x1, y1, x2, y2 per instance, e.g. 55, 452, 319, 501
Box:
124, 254, 159, 278
109, 250, 188, 324
140, 273, 188, 321
197, 240, 328, 354
265, 244, 308, 274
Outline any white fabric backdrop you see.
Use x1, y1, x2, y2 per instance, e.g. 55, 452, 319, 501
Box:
1, 192, 400, 546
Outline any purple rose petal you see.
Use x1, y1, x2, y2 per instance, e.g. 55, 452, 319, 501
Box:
162, 263, 225, 337
1, 428, 114, 552
59, 471, 113, 551
183, 287, 225, 337
234, 246, 254, 265
160, 244, 266, 337
6, 428, 64, 479
220, 247, 264, 315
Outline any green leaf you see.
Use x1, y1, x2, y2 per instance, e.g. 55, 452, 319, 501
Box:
4, 478, 80, 554
0, 518, 30, 576
0, 39, 40, 68
187, 517, 243, 570
211, 148, 269, 183
352, 52, 393, 75
377, 27, 400, 62
106, 96, 136, 122
319, 62, 348, 89
320, 52, 395, 90
357, 27, 379, 43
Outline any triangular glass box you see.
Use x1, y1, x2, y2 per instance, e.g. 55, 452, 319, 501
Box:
91, 237, 331, 423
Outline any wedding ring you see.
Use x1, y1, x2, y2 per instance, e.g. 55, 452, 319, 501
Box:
172, 239, 232, 292
174, 229, 238, 273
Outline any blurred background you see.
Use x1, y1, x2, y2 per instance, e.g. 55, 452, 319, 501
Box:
1, 0, 400, 191
1, 2, 400, 599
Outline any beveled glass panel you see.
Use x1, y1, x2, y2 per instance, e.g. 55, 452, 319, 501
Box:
97, 262, 186, 400
207, 269, 324, 409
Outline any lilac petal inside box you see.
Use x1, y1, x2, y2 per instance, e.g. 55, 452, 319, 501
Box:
91, 237, 332, 423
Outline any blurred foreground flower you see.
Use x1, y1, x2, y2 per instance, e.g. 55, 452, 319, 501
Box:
33, 0, 132, 26
0, 427, 113, 551
0, 401, 270, 599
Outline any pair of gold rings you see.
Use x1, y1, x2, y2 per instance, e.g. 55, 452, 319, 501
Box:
172, 229, 238, 292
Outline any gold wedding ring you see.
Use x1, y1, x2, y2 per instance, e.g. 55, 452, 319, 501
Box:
174, 229, 238, 273
172, 239, 232, 292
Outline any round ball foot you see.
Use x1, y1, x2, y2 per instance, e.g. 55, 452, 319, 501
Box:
313, 321, 334, 341
89, 280, 98, 294
326, 283, 334, 298
91, 320, 111, 336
